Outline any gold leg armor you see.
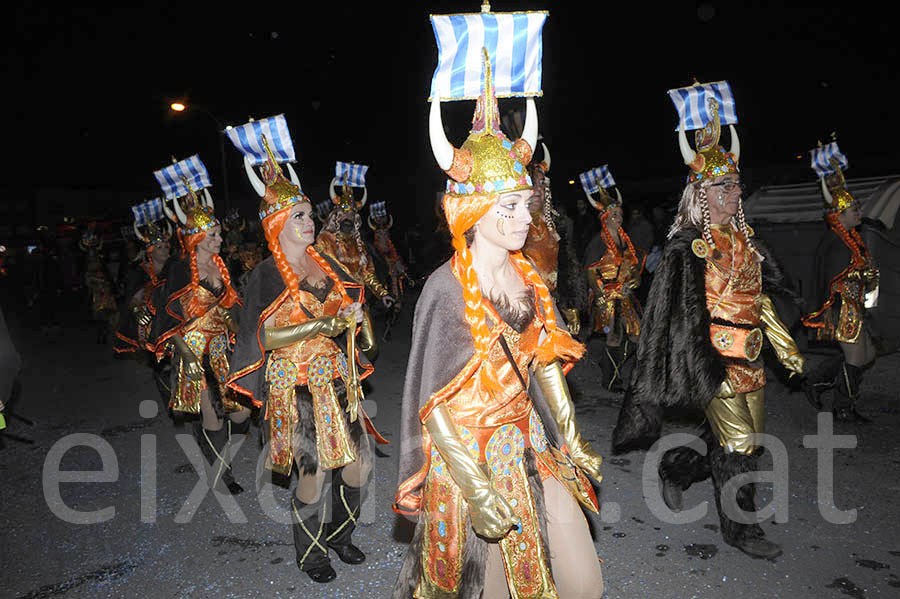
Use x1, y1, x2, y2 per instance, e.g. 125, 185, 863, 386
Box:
705, 388, 765, 455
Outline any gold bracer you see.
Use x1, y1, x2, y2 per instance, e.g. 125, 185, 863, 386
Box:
222, 310, 240, 334
363, 271, 389, 299
263, 316, 351, 350
425, 404, 516, 539
562, 308, 580, 337
531, 360, 603, 481
357, 310, 378, 361
171, 335, 203, 381
759, 294, 805, 377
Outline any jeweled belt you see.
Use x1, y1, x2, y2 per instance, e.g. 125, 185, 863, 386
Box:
710, 323, 763, 361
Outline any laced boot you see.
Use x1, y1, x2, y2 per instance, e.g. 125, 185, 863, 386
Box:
291, 495, 336, 583
833, 362, 869, 423
325, 472, 366, 565
195, 422, 244, 495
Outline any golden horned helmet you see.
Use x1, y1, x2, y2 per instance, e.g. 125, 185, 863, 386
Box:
678, 95, 741, 184
242, 134, 308, 221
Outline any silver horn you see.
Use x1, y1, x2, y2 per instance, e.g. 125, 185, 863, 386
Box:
133, 222, 148, 243
429, 98, 455, 171
286, 162, 301, 187
172, 197, 188, 225
388, 214, 393, 229
357, 186, 367, 210
678, 123, 697, 166
243, 156, 266, 197
540, 141, 551, 172
163, 199, 178, 223
521, 98, 538, 156
584, 189, 600, 212
728, 124, 740, 163
367, 215, 376, 231
329, 177, 339, 202
615, 187, 623, 205
202, 188, 214, 210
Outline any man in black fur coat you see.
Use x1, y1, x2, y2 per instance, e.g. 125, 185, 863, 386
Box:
612, 94, 806, 559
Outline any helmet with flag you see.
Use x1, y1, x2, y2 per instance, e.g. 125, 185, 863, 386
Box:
669, 81, 741, 184
580, 165, 622, 213
154, 156, 219, 234
330, 162, 368, 213
131, 198, 172, 247
368, 201, 391, 230
811, 140, 856, 213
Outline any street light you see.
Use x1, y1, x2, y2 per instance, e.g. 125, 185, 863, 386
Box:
169, 102, 230, 212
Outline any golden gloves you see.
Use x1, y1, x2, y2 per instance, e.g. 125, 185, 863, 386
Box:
363, 271, 390, 299
172, 335, 203, 381
759, 294, 805, 377
532, 361, 603, 481
132, 304, 152, 327
263, 317, 351, 351
425, 404, 516, 539
562, 308, 580, 337
357, 311, 378, 361
716, 377, 736, 399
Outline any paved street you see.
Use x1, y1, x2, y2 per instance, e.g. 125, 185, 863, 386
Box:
2, 301, 899, 599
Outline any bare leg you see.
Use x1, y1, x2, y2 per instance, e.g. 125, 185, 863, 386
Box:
482, 543, 510, 599
228, 407, 252, 424
338, 431, 372, 488
199, 390, 222, 431
544, 476, 604, 599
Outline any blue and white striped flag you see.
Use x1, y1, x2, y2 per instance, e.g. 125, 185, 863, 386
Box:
153, 155, 211, 200
132, 198, 164, 225
668, 81, 738, 132
810, 142, 849, 176
335, 162, 369, 187
369, 201, 388, 219
226, 114, 296, 166
579, 166, 615, 195
429, 10, 548, 101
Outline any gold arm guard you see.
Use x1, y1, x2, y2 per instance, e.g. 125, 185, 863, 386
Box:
263, 317, 351, 351
425, 404, 516, 539
363, 271, 389, 299
532, 360, 603, 481
759, 294, 805, 377
357, 311, 378, 360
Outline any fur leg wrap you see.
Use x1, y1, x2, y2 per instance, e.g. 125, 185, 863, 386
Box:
710, 446, 759, 545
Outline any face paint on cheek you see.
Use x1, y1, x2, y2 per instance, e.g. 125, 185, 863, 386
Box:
495, 209, 514, 236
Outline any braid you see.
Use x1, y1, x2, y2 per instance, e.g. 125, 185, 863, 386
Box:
212, 253, 239, 309
734, 202, 760, 257
145, 246, 158, 286
306, 245, 352, 304
698, 187, 716, 251
353, 214, 368, 268
599, 212, 623, 265
826, 213, 868, 268
185, 232, 203, 317
510, 251, 585, 365
263, 210, 306, 324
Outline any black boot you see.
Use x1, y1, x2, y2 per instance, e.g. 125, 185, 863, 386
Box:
326, 471, 366, 565
195, 423, 244, 495
711, 449, 781, 559
833, 362, 869, 423
291, 496, 336, 583
658, 426, 714, 511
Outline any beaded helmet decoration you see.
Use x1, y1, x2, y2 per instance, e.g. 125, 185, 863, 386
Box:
586, 185, 623, 213
243, 134, 308, 222
812, 141, 857, 214
170, 180, 219, 235
430, 47, 535, 198
581, 165, 622, 213
678, 96, 741, 184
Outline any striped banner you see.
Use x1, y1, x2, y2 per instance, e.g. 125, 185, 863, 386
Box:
335, 162, 369, 187
226, 114, 296, 166
579, 165, 615, 195
132, 199, 164, 225
429, 10, 548, 101
153, 155, 211, 200
810, 141, 849, 176
369, 201, 388, 219
668, 81, 738, 132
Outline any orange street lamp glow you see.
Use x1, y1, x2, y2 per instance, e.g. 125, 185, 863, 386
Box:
170, 102, 186, 112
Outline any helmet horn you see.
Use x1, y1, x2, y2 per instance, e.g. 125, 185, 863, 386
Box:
584, 189, 601, 212
172, 197, 188, 225
540, 141, 551, 172
202, 189, 214, 210
728, 124, 740, 163
521, 98, 538, 159
820, 177, 834, 208
286, 162, 301, 188
678, 123, 697, 167
329, 177, 340, 203
429, 98, 455, 172
357, 186, 367, 210
133, 222, 148, 243
243, 156, 266, 197
615, 187, 623, 205
367, 215, 376, 231
163, 199, 177, 223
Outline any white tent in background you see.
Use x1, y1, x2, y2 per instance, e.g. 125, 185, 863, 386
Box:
744, 175, 900, 350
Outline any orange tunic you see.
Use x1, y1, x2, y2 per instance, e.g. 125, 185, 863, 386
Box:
315, 231, 387, 299
586, 245, 642, 339
706, 225, 765, 393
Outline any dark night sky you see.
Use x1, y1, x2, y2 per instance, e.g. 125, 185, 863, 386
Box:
7, 1, 899, 216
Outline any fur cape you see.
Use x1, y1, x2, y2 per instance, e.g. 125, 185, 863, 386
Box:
612, 227, 799, 453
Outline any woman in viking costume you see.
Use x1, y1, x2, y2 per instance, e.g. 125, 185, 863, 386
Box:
522, 143, 586, 339
582, 181, 644, 392
114, 215, 171, 357
316, 178, 395, 309
149, 183, 249, 495
227, 137, 385, 584
368, 201, 411, 299
612, 89, 805, 559
802, 147, 879, 422
393, 48, 604, 599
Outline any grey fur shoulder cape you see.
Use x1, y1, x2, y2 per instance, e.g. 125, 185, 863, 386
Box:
612, 226, 798, 453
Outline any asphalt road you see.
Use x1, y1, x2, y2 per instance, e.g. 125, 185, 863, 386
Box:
1, 301, 899, 599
